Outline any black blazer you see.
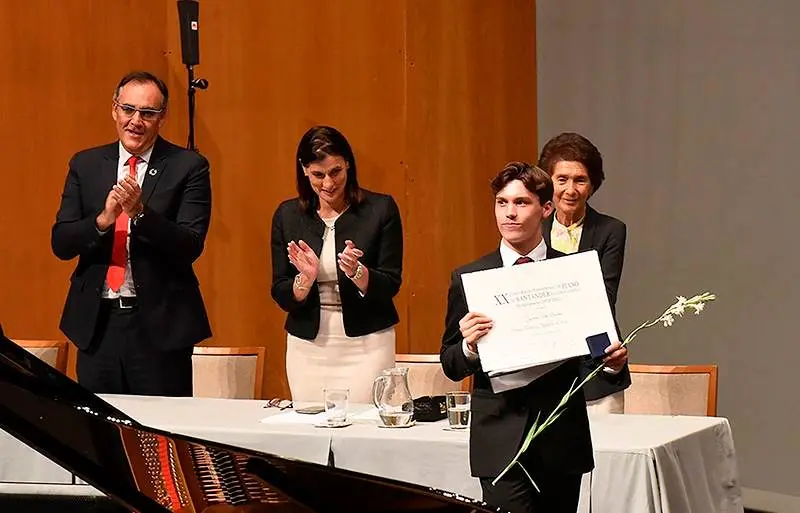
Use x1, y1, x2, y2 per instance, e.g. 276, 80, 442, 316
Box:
440, 248, 594, 478
51, 137, 212, 352
270, 190, 402, 340
543, 205, 631, 401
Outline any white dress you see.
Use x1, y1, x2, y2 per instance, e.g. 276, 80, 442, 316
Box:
285, 214, 396, 403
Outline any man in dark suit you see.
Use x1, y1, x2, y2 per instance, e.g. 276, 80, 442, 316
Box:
440, 162, 628, 513
51, 71, 211, 396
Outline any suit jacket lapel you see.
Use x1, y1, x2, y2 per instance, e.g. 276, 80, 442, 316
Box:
140, 138, 168, 204
577, 205, 598, 252
542, 214, 554, 247
480, 250, 503, 270
301, 210, 325, 255
332, 203, 359, 256
101, 144, 119, 195
546, 246, 563, 260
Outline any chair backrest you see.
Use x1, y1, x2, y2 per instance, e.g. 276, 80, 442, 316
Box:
624, 364, 718, 416
12, 339, 68, 373
394, 354, 471, 397
192, 346, 266, 400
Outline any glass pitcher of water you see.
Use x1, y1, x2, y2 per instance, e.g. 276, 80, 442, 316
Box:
371, 367, 414, 427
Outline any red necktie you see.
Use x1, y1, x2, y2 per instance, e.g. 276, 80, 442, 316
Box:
106, 156, 138, 292
514, 256, 534, 265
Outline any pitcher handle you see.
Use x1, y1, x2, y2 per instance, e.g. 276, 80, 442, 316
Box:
372, 375, 387, 409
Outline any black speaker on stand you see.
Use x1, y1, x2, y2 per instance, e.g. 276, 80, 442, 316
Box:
177, 0, 208, 151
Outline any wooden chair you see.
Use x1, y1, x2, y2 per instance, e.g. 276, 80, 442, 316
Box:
192, 346, 266, 400
395, 354, 472, 397
12, 339, 68, 374
624, 364, 718, 416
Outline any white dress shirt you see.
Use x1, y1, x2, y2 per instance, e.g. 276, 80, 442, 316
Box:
100, 143, 154, 299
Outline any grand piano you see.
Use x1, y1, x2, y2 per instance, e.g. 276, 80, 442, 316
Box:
0, 326, 497, 513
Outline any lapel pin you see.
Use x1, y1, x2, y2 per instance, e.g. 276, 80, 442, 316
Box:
148, 168, 158, 176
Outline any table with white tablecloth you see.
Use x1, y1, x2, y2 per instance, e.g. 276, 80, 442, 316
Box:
0, 394, 744, 513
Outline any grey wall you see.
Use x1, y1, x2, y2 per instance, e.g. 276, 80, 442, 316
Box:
537, 0, 800, 499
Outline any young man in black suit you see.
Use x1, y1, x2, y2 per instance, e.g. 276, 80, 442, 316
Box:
51, 71, 212, 396
440, 162, 628, 513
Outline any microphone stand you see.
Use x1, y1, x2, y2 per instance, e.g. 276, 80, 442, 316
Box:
186, 64, 208, 151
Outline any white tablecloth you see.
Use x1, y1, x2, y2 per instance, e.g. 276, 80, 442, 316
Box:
588, 414, 741, 512
102, 394, 332, 465
0, 395, 743, 513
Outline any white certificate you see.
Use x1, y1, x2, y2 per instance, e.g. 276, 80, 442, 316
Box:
460, 250, 616, 375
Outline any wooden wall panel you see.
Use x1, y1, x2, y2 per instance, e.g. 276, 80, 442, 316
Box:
0, 1, 169, 377
162, 0, 408, 399
0, 1, 537, 398
404, 0, 538, 353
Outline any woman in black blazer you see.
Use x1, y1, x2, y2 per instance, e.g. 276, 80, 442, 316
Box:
538, 132, 631, 414
270, 126, 402, 403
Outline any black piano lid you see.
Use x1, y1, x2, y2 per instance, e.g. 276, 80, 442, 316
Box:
0, 325, 498, 513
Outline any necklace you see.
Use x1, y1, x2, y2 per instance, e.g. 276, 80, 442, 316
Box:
321, 216, 337, 241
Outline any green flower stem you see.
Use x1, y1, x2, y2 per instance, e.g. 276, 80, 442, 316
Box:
491, 292, 716, 488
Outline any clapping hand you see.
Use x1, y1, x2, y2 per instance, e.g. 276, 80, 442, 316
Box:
112, 174, 143, 217
96, 189, 124, 231
337, 239, 364, 277
287, 240, 319, 282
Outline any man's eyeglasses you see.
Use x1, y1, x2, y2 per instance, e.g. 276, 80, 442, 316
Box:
264, 398, 293, 410
114, 101, 164, 122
